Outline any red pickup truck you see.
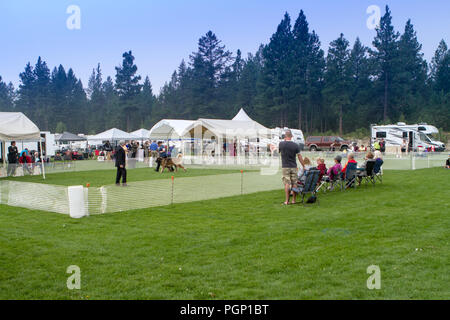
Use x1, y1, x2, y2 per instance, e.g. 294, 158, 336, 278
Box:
306, 136, 350, 151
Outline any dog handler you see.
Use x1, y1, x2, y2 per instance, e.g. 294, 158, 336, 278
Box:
115, 140, 128, 186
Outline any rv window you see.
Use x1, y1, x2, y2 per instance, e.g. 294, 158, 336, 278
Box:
418, 126, 426, 131
419, 133, 431, 143
376, 132, 387, 138
402, 132, 408, 138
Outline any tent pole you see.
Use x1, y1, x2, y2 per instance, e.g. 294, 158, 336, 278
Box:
39, 138, 46, 179
2, 140, 5, 167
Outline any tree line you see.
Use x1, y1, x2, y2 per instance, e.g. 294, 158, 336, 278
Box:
0, 5, 449, 135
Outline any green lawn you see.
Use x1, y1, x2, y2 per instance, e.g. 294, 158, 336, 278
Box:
0, 168, 449, 299
3, 167, 240, 187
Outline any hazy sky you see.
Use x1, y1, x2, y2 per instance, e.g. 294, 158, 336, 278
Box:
1, 0, 449, 93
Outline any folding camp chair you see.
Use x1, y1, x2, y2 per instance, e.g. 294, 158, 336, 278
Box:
316, 169, 343, 193
344, 162, 358, 189
294, 169, 321, 205
357, 160, 376, 186
373, 159, 384, 183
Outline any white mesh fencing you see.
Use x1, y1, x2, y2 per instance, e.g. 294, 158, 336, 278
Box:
0, 180, 69, 214
0, 151, 447, 216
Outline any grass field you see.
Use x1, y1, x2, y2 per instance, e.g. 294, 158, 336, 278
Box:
0, 167, 449, 299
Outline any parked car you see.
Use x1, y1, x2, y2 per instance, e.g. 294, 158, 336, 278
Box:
306, 136, 351, 151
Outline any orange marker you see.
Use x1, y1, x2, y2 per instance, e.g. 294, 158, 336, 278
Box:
86, 183, 90, 188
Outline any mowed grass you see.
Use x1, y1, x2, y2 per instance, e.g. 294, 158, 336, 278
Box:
0, 168, 449, 299
3, 167, 240, 187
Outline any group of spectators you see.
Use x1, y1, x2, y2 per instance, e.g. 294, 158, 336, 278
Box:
4, 141, 41, 177
279, 130, 385, 205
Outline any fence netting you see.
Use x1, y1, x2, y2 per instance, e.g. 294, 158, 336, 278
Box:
0, 180, 69, 214
0, 152, 447, 216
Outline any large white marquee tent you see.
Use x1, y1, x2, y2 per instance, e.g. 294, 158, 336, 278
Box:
148, 120, 195, 140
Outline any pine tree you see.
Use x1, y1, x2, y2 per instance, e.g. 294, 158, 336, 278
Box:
371, 5, 400, 121
323, 33, 351, 135
115, 51, 142, 131
257, 13, 294, 127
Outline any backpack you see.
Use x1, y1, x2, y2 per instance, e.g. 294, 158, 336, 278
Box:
306, 195, 317, 204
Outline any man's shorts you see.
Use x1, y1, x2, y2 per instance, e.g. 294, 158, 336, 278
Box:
282, 168, 298, 186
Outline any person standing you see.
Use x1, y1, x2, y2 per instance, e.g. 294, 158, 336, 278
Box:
115, 140, 127, 186
279, 130, 305, 205
155, 141, 167, 172
380, 138, 386, 153
7, 141, 18, 177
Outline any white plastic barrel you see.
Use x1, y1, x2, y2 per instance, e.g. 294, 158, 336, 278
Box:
68, 186, 86, 219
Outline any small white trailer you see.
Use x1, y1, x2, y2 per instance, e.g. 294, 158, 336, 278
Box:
371, 123, 445, 152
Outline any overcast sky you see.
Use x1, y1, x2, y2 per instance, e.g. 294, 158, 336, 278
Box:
1, 0, 449, 93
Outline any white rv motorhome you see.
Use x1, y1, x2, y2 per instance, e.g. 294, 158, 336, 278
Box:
268, 127, 305, 151
371, 123, 445, 152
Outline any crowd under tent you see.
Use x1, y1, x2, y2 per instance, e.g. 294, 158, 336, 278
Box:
181, 108, 270, 157
0, 112, 46, 178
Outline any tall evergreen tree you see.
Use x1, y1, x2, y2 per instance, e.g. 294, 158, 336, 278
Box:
115, 51, 142, 131
371, 5, 400, 122
323, 33, 351, 135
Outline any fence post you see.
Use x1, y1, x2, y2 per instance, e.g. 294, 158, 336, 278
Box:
171, 176, 174, 205
240, 170, 244, 195
411, 153, 416, 170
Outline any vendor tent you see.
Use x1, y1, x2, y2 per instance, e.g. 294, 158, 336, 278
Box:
89, 128, 138, 142
149, 120, 195, 140
0, 112, 45, 178
130, 128, 150, 140
55, 132, 86, 142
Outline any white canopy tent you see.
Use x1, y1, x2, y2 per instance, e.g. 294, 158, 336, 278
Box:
130, 128, 151, 140
148, 120, 195, 140
89, 128, 138, 143
182, 109, 270, 139
0, 112, 46, 178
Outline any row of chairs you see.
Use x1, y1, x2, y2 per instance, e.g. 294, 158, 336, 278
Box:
316, 159, 384, 193
293, 160, 384, 204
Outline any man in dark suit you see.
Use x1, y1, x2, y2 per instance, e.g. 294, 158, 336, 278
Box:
115, 140, 127, 186
7, 141, 19, 177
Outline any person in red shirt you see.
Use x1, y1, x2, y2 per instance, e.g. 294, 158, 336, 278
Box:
342, 153, 358, 178
316, 158, 327, 182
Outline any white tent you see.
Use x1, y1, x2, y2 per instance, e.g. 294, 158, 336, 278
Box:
182, 109, 270, 139
0, 112, 45, 178
130, 128, 150, 140
0, 112, 41, 141
232, 108, 254, 122
149, 120, 195, 140
89, 128, 138, 142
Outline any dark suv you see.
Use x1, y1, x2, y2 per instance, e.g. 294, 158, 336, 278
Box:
306, 136, 350, 151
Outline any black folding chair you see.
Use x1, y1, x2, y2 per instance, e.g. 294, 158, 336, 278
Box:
373, 159, 384, 183
357, 160, 376, 186
297, 169, 321, 205
344, 162, 358, 189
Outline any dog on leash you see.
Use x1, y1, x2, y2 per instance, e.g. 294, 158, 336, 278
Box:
160, 154, 187, 173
